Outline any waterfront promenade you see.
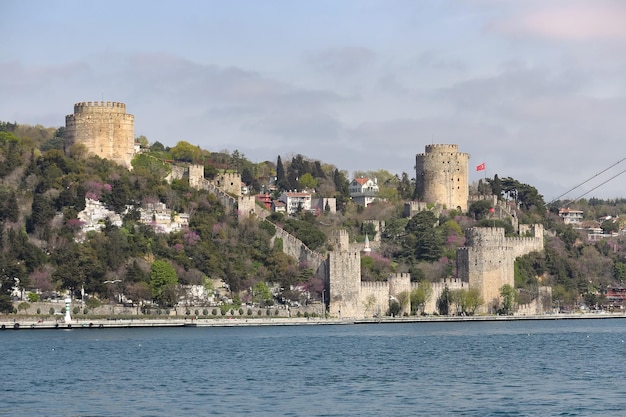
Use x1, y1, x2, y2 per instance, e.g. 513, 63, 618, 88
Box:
2, 312, 626, 330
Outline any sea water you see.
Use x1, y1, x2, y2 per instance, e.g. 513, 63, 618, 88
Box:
1, 319, 626, 416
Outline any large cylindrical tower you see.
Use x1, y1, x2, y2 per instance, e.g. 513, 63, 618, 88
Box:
65, 101, 135, 168
415, 144, 469, 212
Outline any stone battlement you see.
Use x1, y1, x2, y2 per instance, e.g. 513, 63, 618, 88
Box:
72, 101, 128, 114
417, 144, 470, 158
65, 101, 135, 168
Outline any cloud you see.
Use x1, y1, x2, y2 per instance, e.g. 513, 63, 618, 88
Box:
488, 1, 626, 41
306, 46, 376, 76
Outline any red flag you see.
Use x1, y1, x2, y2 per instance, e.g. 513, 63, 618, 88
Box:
476, 163, 485, 171
489, 207, 495, 213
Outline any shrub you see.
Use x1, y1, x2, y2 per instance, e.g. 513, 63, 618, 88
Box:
257, 310, 262, 316
18, 302, 30, 312
194, 309, 199, 316
72, 306, 80, 315
49, 307, 55, 315
27, 293, 39, 302
83, 308, 88, 315
238, 308, 244, 316
247, 309, 252, 316
36, 308, 41, 315
266, 309, 270, 316
202, 309, 208, 316
211, 308, 217, 316
85, 298, 102, 309
185, 309, 190, 316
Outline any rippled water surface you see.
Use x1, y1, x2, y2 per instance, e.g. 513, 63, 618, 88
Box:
2, 319, 626, 416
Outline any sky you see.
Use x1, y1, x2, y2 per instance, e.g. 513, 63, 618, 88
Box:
3, 0, 626, 202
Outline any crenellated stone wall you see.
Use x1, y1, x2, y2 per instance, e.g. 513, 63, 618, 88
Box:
66, 101, 135, 168
457, 225, 544, 313
270, 222, 326, 277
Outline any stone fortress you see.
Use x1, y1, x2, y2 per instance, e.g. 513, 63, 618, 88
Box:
325, 144, 546, 317
63, 102, 545, 317
65, 101, 136, 169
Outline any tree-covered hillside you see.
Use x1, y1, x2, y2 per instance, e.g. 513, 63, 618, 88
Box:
2, 121, 625, 314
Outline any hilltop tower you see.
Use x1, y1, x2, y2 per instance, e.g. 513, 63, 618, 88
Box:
415, 144, 469, 212
65, 101, 135, 168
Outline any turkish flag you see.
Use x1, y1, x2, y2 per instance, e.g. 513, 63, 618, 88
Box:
476, 163, 485, 171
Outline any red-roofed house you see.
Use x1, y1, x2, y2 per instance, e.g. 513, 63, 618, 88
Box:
349, 177, 379, 206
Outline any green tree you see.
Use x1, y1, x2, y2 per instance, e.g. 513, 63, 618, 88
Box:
150, 260, 178, 306
403, 211, 443, 262
298, 172, 318, 190
170, 141, 201, 163
410, 281, 433, 315
498, 284, 517, 315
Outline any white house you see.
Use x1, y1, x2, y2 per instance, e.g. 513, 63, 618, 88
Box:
349, 177, 379, 206
279, 191, 312, 215
559, 208, 583, 225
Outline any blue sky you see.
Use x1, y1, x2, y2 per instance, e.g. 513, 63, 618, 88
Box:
3, 0, 626, 201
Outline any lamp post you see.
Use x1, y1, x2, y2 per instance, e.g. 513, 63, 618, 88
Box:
321, 289, 326, 319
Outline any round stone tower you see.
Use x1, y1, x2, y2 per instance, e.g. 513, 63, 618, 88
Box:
415, 144, 469, 212
65, 101, 135, 168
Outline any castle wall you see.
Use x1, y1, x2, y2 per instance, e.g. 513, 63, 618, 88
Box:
359, 281, 390, 317
389, 273, 411, 315
66, 101, 135, 168
458, 226, 544, 314
271, 223, 326, 276
415, 144, 469, 212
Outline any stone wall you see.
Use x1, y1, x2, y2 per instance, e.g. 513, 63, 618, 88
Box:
65, 101, 135, 168
270, 223, 326, 277
457, 226, 544, 313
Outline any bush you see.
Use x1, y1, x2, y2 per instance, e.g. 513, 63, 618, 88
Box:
27, 293, 40, 302
266, 309, 270, 316
274, 309, 279, 316
36, 308, 41, 315
202, 309, 208, 316
194, 309, 199, 316
72, 306, 80, 315
297, 311, 302, 318
83, 308, 88, 315
18, 302, 30, 312
238, 308, 244, 316
211, 308, 217, 316
185, 309, 191, 316
49, 307, 55, 315
85, 297, 102, 309
257, 310, 262, 316
247, 309, 252, 316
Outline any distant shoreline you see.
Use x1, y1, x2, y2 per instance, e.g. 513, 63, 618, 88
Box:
2, 312, 626, 330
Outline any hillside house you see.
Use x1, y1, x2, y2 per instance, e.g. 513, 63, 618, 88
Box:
349, 177, 379, 206
279, 191, 312, 215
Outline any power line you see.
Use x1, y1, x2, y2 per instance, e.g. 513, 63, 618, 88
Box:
548, 156, 626, 205
568, 168, 626, 204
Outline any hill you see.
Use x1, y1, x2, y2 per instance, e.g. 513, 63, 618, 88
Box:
1, 121, 625, 314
